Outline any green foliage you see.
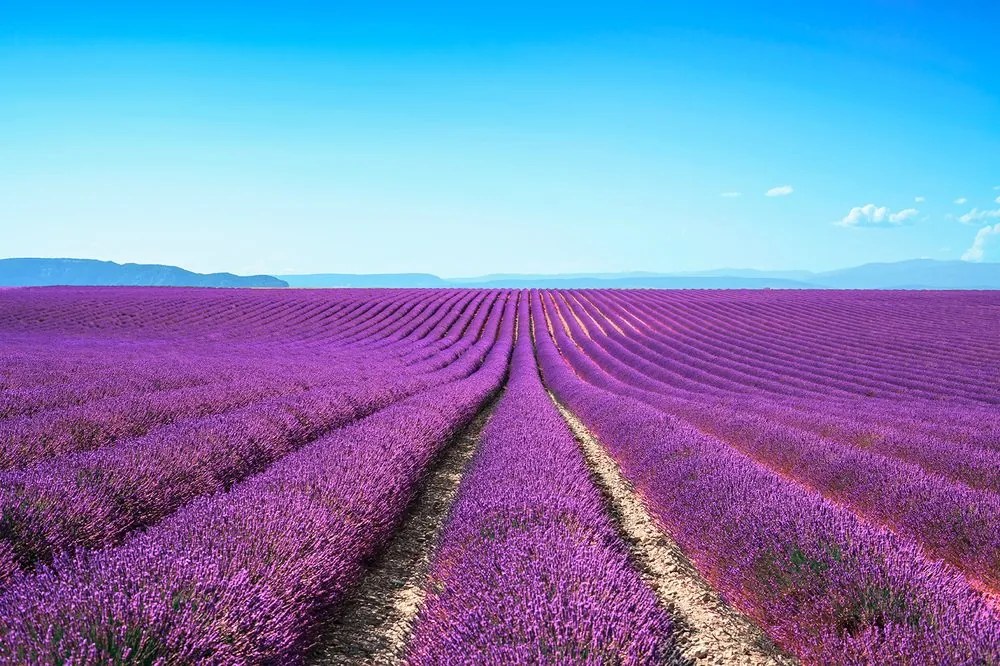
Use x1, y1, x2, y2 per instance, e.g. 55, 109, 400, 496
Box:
833, 585, 925, 636
754, 541, 844, 597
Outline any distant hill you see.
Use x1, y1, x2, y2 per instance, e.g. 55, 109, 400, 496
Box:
225, 259, 1000, 290
279, 273, 447, 288
4, 258, 1000, 289
456, 275, 815, 289
811, 260, 1000, 289
675, 268, 817, 281
447, 271, 682, 283
281, 272, 812, 289
450, 260, 1000, 289
0, 258, 287, 288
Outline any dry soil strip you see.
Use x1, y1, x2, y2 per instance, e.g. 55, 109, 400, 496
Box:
552, 395, 797, 666
308, 393, 501, 666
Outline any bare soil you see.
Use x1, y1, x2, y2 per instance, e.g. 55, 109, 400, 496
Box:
553, 395, 798, 666
308, 394, 500, 665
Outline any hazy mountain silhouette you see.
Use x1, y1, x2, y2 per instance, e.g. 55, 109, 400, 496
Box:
448, 261, 1000, 289
0, 258, 287, 288
452, 275, 815, 289
3, 258, 999, 289
280, 273, 448, 288
284, 261, 1000, 289
811, 259, 1000, 289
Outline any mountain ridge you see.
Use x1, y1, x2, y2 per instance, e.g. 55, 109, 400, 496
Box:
0, 258, 287, 288
3, 257, 1000, 289
285, 259, 1000, 289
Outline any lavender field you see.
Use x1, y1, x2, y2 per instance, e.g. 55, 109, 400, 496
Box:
0, 287, 998, 665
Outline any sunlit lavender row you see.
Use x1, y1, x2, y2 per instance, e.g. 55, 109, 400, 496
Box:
407, 298, 680, 664
0, 286, 997, 665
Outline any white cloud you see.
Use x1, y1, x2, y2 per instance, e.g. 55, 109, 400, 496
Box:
890, 208, 919, 223
720, 191, 743, 198
995, 195, 1000, 204
958, 208, 1000, 225
954, 197, 968, 205
766, 185, 794, 197
836, 204, 919, 228
914, 196, 925, 203
962, 223, 1000, 262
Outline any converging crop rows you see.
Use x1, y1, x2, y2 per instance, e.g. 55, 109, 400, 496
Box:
0, 287, 997, 665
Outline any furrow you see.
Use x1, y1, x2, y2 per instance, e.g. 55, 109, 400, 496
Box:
308, 392, 501, 665
553, 395, 795, 666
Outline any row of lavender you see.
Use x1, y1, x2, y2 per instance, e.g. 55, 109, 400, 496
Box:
0, 289, 496, 470
537, 290, 1000, 663
1, 286, 996, 663
406, 297, 681, 664
0, 289, 508, 590
546, 291, 1000, 590
576, 289, 1000, 492
0, 287, 480, 343
579, 292, 991, 409
586, 289, 1000, 434
0, 289, 689, 664
602, 289, 998, 402
0, 295, 516, 663
0, 287, 472, 427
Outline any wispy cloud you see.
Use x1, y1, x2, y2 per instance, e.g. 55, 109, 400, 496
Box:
891, 208, 920, 223
765, 185, 793, 197
962, 223, 1000, 262
958, 208, 1000, 225
836, 204, 919, 228
720, 191, 743, 198
914, 196, 925, 203
954, 197, 968, 205
995, 195, 1000, 204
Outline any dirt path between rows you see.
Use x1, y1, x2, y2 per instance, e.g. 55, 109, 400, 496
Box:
553, 395, 797, 666
308, 393, 501, 665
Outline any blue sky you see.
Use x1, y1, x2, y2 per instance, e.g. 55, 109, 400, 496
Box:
2, 1, 999, 276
